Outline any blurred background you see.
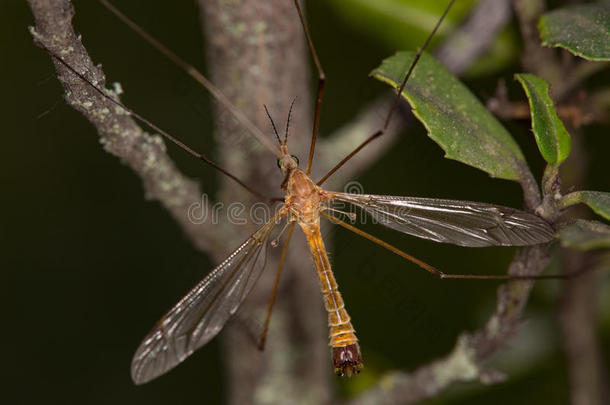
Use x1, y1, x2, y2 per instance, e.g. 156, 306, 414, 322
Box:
3, 0, 609, 403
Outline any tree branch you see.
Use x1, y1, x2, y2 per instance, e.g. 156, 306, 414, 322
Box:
196, 1, 329, 403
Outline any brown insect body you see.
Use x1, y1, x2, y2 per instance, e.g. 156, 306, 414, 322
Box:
281, 156, 363, 376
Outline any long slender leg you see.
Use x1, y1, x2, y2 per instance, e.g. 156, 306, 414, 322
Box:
321, 212, 579, 280
45, 50, 270, 202
258, 222, 296, 350
98, 0, 280, 158
317, 0, 457, 186
293, 0, 325, 175
321, 212, 443, 277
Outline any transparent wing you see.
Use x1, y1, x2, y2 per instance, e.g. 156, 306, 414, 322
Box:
131, 218, 283, 384
331, 192, 555, 247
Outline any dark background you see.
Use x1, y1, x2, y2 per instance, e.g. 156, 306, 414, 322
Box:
3, 0, 609, 404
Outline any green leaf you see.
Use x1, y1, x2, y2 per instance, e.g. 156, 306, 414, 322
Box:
515, 73, 571, 165
539, 4, 610, 61
560, 191, 610, 221
371, 52, 527, 181
558, 220, 610, 250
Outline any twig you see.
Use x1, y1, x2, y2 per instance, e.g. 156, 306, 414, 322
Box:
488, 82, 607, 128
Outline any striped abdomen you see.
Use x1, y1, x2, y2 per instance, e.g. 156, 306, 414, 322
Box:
300, 220, 362, 376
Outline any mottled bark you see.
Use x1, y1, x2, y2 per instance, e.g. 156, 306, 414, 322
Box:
197, 1, 329, 403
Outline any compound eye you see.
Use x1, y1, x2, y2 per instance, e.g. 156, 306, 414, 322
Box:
277, 158, 282, 169
291, 155, 299, 166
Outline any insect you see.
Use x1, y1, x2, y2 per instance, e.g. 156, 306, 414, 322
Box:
33, 0, 558, 385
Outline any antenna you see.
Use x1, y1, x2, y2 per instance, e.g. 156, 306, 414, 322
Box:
264, 105, 283, 147
284, 97, 298, 147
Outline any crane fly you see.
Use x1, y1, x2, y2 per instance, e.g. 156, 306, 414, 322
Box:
35, 0, 557, 385
129, 133, 555, 383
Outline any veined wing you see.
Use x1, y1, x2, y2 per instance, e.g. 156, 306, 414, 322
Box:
331, 192, 555, 247
131, 216, 284, 385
